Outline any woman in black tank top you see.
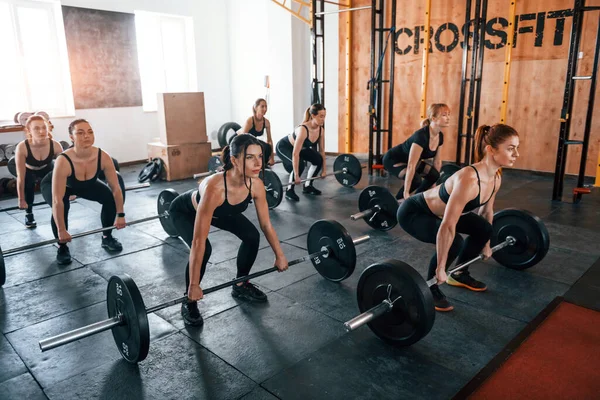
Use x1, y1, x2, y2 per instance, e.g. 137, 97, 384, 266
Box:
383, 103, 449, 200
169, 134, 290, 327
40, 119, 125, 266
396, 124, 520, 312
13, 115, 63, 228
238, 98, 274, 166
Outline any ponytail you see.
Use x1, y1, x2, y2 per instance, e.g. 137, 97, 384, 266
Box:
302, 103, 326, 123
474, 125, 491, 163
474, 124, 519, 169
221, 145, 232, 170
420, 119, 430, 128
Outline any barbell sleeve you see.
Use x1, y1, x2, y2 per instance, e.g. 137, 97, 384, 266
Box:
425, 236, 516, 287
350, 205, 380, 221
40, 315, 122, 351
344, 300, 393, 332
124, 182, 151, 191
4, 214, 167, 257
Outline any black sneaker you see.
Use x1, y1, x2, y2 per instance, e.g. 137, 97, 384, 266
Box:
231, 281, 268, 302
447, 271, 487, 292
56, 245, 72, 265
25, 213, 37, 229
285, 188, 300, 202
395, 188, 404, 200
302, 185, 322, 195
181, 297, 204, 326
101, 236, 123, 251
430, 284, 453, 312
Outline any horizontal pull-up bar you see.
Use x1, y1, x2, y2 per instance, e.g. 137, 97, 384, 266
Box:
314, 5, 370, 16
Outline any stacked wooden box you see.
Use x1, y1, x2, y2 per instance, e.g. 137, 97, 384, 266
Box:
148, 93, 211, 181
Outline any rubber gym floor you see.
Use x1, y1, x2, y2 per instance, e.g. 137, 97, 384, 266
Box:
1, 156, 599, 399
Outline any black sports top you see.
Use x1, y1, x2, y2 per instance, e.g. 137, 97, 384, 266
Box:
58, 148, 102, 190
391, 126, 444, 162
24, 139, 54, 168
292, 125, 321, 149
248, 117, 266, 138
196, 171, 253, 217
438, 166, 496, 213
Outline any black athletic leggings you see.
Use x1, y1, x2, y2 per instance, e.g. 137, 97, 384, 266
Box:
23, 163, 54, 213
397, 193, 493, 280
382, 152, 440, 196
40, 171, 126, 239
169, 189, 261, 290
276, 138, 321, 186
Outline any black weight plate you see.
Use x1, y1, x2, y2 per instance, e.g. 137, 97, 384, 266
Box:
60, 141, 70, 151
0, 246, 5, 286
4, 144, 15, 160
7, 157, 17, 177
107, 275, 149, 363
150, 158, 163, 182
137, 161, 157, 183
0, 146, 5, 162
333, 154, 362, 187
307, 219, 356, 281
491, 209, 550, 270
261, 169, 283, 209
357, 259, 435, 346
157, 189, 179, 237
436, 163, 461, 185
208, 155, 224, 173
357, 186, 399, 231
217, 122, 241, 148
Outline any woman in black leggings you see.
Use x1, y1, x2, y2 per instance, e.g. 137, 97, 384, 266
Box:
170, 134, 289, 326
276, 103, 326, 202
383, 103, 449, 199
13, 115, 63, 228
397, 124, 520, 312
41, 119, 126, 265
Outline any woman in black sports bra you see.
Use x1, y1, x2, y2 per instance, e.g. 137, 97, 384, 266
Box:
275, 103, 327, 202
13, 115, 63, 228
397, 124, 520, 312
169, 134, 289, 327
41, 119, 125, 265
238, 98, 275, 166
383, 103, 449, 200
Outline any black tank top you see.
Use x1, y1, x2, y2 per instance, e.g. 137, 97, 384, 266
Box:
292, 125, 321, 149
59, 148, 102, 190
248, 117, 266, 138
196, 171, 253, 218
438, 165, 496, 213
24, 139, 54, 168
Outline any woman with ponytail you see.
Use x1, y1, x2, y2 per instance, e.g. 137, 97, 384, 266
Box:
169, 134, 289, 326
13, 115, 63, 228
275, 103, 326, 201
397, 124, 519, 312
237, 98, 275, 166
383, 103, 450, 200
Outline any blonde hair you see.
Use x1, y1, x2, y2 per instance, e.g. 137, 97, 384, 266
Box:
302, 103, 326, 123
25, 115, 53, 140
421, 103, 450, 127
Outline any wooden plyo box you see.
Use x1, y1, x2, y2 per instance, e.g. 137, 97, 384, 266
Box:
148, 141, 211, 181
157, 92, 208, 145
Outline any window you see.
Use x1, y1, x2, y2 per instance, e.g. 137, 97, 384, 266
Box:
134, 11, 197, 112
0, 0, 74, 121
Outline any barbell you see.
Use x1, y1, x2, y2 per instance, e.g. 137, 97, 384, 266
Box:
38, 219, 371, 363
0, 189, 179, 287
344, 208, 550, 346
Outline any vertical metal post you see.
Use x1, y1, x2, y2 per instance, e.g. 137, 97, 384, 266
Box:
464, 0, 482, 166
471, 0, 488, 163
500, 0, 517, 124
375, 0, 384, 166
387, 0, 396, 152
345, 0, 353, 153
420, 0, 432, 119
456, 0, 473, 165
368, 0, 376, 175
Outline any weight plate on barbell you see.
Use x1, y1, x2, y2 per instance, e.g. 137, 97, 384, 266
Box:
7, 157, 17, 177
261, 169, 283, 209
436, 163, 461, 185
357, 259, 435, 346
106, 275, 150, 364
333, 154, 362, 187
357, 186, 399, 231
491, 209, 550, 270
0, 245, 6, 286
157, 189, 179, 237
60, 141, 71, 151
208, 156, 224, 173
307, 219, 356, 282
138, 161, 157, 183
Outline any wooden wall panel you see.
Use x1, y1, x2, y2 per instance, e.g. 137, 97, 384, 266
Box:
339, 0, 600, 176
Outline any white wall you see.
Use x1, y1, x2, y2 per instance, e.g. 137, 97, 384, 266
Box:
322, 2, 339, 153
1, 0, 231, 167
